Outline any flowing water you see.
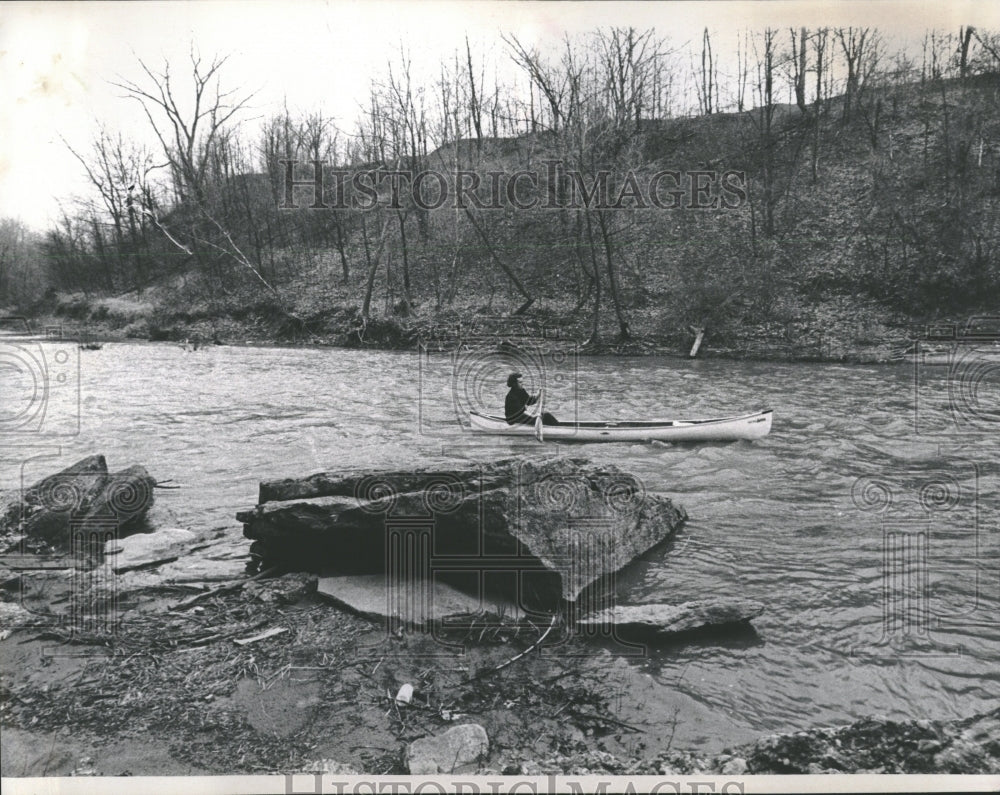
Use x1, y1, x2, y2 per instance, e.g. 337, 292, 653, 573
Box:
2, 336, 998, 752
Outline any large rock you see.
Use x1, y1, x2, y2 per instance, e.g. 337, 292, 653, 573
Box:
1, 455, 108, 534
575, 598, 765, 638
239, 457, 686, 608
407, 723, 489, 774
1, 456, 157, 549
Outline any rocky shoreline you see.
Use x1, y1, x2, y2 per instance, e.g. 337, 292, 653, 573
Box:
1, 456, 997, 778
3, 563, 996, 778
470, 707, 1000, 776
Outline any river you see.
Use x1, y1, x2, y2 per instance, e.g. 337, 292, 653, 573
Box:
2, 337, 998, 752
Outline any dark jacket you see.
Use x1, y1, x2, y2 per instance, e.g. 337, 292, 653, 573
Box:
505, 385, 537, 424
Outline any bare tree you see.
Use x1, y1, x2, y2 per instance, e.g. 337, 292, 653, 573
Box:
810, 27, 829, 182
383, 45, 432, 304
0, 219, 47, 306
697, 27, 716, 115
504, 33, 568, 131
112, 48, 279, 298
789, 27, 808, 114
465, 36, 484, 148
958, 26, 975, 81
752, 28, 778, 238
599, 27, 661, 125
972, 29, 1000, 72
64, 128, 157, 292
360, 209, 392, 319
553, 29, 669, 341
735, 30, 751, 113
836, 27, 872, 122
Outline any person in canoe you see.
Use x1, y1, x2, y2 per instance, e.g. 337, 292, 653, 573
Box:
505, 372, 558, 425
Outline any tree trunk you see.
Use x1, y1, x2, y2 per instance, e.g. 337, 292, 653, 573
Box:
397, 210, 411, 304
959, 26, 974, 81
596, 210, 630, 340
333, 217, 349, 284
582, 209, 602, 347
572, 210, 594, 312
361, 213, 391, 319
812, 29, 825, 183
794, 27, 808, 114
462, 207, 533, 312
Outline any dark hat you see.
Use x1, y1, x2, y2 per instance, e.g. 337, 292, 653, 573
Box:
506, 372, 522, 387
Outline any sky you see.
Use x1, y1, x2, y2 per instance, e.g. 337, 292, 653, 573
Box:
1, 0, 998, 232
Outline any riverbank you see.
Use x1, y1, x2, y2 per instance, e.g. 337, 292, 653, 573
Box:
3, 444, 999, 780
2, 565, 997, 778
10, 290, 922, 364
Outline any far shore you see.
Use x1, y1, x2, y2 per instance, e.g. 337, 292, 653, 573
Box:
5, 308, 928, 366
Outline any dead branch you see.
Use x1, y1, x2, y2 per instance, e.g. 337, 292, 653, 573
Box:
467, 613, 559, 681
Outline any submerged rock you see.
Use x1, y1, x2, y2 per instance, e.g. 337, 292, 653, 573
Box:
407, 723, 489, 774
239, 457, 686, 608
575, 598, 765, 638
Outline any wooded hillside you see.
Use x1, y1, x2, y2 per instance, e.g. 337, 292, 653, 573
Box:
3, 26, 999, 354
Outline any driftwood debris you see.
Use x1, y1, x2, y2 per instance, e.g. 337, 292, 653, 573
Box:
168, 566, 278, 611
234, 626, 288, 646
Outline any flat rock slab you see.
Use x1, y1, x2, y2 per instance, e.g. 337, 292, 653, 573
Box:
576, 598, 765, 637
317, 574, 496, 628
96, 532, 248, 595
105, 528, 195, 574
407, 724, 489, 774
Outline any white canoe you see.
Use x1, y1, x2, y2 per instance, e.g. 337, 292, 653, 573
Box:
469, 408, 772, 442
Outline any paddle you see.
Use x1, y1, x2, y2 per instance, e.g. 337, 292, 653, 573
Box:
534, 388, 544, 442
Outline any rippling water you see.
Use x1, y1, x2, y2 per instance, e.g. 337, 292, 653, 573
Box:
2, 337, 998, 751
